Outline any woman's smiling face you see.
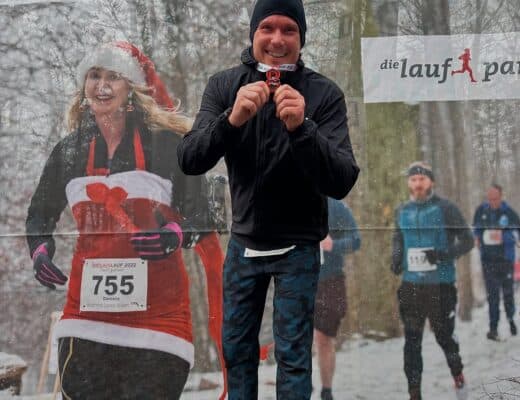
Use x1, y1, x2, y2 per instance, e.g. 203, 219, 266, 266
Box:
84, 67, 130, 118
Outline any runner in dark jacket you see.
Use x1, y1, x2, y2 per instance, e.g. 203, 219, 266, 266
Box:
177, 1, 358, 398
473, 183, 520, 340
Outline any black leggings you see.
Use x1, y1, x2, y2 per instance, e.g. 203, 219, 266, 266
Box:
398, 282, 463, 392
58, 337, 190, 400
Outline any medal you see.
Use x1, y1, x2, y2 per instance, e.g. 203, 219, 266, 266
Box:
256, 63, 297, 93
266, 69, 281, 93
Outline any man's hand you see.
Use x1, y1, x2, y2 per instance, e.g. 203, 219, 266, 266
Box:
320, 235, 333, 252
273, 84, 305, 132
228, 81, 270, 127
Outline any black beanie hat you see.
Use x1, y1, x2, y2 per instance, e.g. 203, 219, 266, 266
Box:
407, 163, 435, 181
249, 0, 307, 47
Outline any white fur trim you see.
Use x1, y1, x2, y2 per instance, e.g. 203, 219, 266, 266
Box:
65, 170, 173, 209
77, 44, 145, 86
54, 318, 195, 367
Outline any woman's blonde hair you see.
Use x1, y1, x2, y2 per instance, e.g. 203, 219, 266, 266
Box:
67, 82, 192, 135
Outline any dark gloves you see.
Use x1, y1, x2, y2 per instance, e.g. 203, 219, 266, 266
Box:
130, 211, 183, 260
423, 249, 450, 265
32, 243, 68, 290
391, 263, 403, 275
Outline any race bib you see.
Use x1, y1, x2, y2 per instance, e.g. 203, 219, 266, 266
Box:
483, 229, 503, 245
80, 258, 147, 312
407, 247, 436, 272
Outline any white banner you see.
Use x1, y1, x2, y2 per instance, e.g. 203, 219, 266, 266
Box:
361, 33, 520, 103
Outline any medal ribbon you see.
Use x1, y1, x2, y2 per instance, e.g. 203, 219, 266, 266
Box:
256, 63, 297, 72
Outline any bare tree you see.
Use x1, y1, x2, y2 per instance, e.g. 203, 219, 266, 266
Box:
397, 0, 477, 320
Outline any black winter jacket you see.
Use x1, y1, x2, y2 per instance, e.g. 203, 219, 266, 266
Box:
177, 48, 359, 248
26, 118, 212, 258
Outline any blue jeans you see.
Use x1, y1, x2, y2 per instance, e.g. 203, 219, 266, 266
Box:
222, 238, 320, 400
482, 261, 515, 331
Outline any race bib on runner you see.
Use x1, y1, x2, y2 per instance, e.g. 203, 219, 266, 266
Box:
483, 229, 503, 245
407, 247, 436, 272
80, 258, 147, 312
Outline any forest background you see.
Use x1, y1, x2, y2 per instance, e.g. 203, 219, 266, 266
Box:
0, 0, 519, 394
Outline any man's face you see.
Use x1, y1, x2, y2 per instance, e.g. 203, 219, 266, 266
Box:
252, 14, 301, 66
487, 187, 502, 209
408, 174, 433, 201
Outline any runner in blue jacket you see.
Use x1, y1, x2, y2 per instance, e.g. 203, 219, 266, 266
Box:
391, 162, 473, 400
473, 183, 520, 340
314, 198, 360, 400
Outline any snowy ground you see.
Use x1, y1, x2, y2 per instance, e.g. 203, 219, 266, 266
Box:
182, 304, 520, 400
2, 304, 519, 400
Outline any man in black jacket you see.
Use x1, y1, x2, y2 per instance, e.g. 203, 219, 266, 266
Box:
177, 1, 358, 398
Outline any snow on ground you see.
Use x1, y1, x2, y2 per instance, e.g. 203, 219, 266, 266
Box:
182, 304, 520, 400
0, 395, 51, 400
0, 353, 26, 376
1, 304, 518, 399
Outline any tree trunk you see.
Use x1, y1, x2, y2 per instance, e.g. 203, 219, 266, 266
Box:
336, 0, 419, 338
415, 0, 474, 320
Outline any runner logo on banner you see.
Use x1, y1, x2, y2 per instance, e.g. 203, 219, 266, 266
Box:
361, 33, 520, 103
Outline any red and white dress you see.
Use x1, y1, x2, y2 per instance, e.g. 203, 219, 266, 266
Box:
27, 125, 224, 376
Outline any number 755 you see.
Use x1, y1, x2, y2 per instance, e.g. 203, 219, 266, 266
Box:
92, 275, 134, 295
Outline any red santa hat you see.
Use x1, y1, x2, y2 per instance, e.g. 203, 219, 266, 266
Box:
76, 41, 175, 109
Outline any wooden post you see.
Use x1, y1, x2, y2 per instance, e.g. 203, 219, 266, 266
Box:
37, 311, 62, 394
